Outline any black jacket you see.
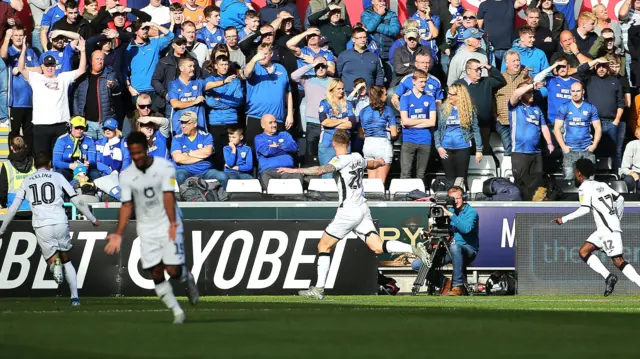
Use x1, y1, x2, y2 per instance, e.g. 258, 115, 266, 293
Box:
532, 25, 557, 61
453, 67, 507, 127
392, 44, 430, 81
530, 1, 568, 42
151, 50, 203, 112
239, 32, 298, 78
307, 7, 352, 57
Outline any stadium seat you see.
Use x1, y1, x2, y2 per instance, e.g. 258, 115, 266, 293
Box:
500, 155, 513, 178
607, 180, 628, 194
557, 180, 578, 193
389, 178, 426, 200
490, 132, 504, 153
468, 155, 497, 176
226, 179, 266, 201
595, 157, 613, 172
468, 175, 493, 198
307, 178, 339, 201
363, 178, 386, 200
267, 179, 304, 195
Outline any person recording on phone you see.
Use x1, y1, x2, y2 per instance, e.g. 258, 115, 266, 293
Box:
412, 186, 479, 296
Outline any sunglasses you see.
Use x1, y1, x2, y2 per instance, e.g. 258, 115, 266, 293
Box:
138, 103, 152, 109
463, 16, 476, 20
315, 64, 328, 69
407, 37, 417, 42
556, 64, 567, 69
74, 126, 85, 130
180, 121, 193, 125
262, 32, 274, 37
447, 92, 457, 96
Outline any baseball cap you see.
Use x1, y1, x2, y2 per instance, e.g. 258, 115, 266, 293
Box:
405, 28, 419, 39
173, 36, 188, 46
70, 116, 87, 128
42, 55, 57, 66
102, 118, 118, 131
73, 164, 88, 178
179, 111, 198, 123
462, 28, 484, 40
318, 36, 329, 47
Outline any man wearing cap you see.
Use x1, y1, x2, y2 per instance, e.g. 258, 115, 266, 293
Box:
39, 29, 78, 75
18, 36, 87, 156
392, 27, 430, 80
95, 118, 126, 176
125, 20, 174, 106
287, 26, 336, 77
171, 111, 229, 186
73, 49, 119, 140
52, 116, 99, 181
447, 27, 489, 86
152, 35, 201, 118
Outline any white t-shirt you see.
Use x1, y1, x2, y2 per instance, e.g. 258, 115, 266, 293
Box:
564, 179, 624, 233
119, 157, 184, 236
28, 71, 76, 125
13, 169, 76, 228
141, 5, 171, 26
329, 153, 367, 208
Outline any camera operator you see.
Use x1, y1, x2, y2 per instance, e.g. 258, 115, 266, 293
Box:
412, 186, 479, 296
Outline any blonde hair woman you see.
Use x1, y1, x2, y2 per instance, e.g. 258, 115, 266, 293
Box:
434, 83, 483, 185
318, 79, 354, 178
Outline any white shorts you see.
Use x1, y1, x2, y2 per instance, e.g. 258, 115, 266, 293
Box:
35, 223, 72, 260
325, 204, 378, 241
363, 137, 393, 164
140, 232, 185, 270
587, 231, 624, 257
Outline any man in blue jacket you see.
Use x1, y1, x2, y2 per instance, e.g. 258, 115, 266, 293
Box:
254, 114, 302, 189
219, 0, 250, 31
52, 116, 99, 181
412, 186, 479, 296
502, 26, 549, 79
360, 0, 400, 61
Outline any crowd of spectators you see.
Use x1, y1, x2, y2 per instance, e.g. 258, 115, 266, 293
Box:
2, 0, 640, 203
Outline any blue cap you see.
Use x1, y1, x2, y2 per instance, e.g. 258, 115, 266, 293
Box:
73, 164, 87, 177
462, 28, 484, 40
102, 118, 118, 131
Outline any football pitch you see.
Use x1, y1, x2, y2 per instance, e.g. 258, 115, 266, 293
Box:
1, 295, 639, 359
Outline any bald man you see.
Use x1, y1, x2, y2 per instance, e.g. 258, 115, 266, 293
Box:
550, 30, 591, 74
254, 114, 303, 189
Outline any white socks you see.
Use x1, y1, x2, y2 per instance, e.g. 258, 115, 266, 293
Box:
315, 253, 331, 288
384, 240, 413, 254
155, 281, 183, 315
622, 264, 640, 287
586, 255, 611, 279
63, 262, 78, 299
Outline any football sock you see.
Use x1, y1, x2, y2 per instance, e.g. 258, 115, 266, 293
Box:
383, 240, 413, 254
315, 253, 331, 288
587, 255, 611, 279
622, 264, 640, 287
155, 281, 183, 315
63, 262, 79, 299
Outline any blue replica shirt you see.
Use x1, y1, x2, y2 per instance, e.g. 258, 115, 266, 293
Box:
125, 33, 175, 92
546, 76, 578, 125
168, 77, 207, 134
440, 107, 471, 149
298, 47, 335, 75
40, 5, 65, 30
553, 0, 575, 29
96, 137, 127, 175
556, 101, 600, 151
394, 73, 444, 101
246, 63, 290, 123
359, 105, 396, 139
205, 75, 244, 125
254, 131, 298, 173
7, 46, 38, 108
223, 144, 253, 174
40, 44, 75, 75
508, 102, 546, 154
318, 99, 354, 146
197, 26, 226, 49
409, 12, 441, 55
399, 91, 436, 145
170, 130, 214, 175
238, 28, 253, 41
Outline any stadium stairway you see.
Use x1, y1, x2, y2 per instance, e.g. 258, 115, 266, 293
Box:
0, 126, 8, 160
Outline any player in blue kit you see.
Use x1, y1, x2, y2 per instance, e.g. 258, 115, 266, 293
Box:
197, 5, 226, 49
399, 69, 437, 180
554, 81, 602, 179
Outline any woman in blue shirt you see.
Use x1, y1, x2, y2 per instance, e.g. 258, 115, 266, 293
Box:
359, 85, 397, 184
434, 83, 483, 185
318, 79, 355, 178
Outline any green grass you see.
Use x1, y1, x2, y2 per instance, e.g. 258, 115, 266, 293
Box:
2, 295, 640, 359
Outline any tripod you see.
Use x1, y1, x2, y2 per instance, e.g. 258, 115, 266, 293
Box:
411, 235, 454, 296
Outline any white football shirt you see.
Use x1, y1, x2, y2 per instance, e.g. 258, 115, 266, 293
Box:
13, 169, 76, 228
330, 153, 367, 208
577, 179, 624, 233
119, 157, 184, 236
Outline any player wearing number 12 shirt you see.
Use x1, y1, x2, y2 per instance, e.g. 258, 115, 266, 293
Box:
277, 130, 430, 299
104, 132, 199, 324
553, 159, 640, 296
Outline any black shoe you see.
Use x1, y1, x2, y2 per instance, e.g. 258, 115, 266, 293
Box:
605, 274, 618, 297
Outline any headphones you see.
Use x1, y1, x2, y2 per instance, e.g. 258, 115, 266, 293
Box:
448, 185, 468, 202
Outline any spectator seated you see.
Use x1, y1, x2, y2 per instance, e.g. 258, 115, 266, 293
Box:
53, 116, 100, 182
389, 178, 426, 200
95, 119, 127, 177
255, 115, 303, 189
223, 127, 254, 180
170, 112, 229, 187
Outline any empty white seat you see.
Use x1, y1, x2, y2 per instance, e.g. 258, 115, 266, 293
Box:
363, 178, 385, 195
468, 155, 497, 176
468, 175, 493, 194
267, 179, 304, 195
308, 178, 338, 193
226, 179, 263, 193
389, 178, 425, 196
500, 155, 513, 178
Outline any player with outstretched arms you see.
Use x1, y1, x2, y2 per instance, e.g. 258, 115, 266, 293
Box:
553, 158, 640, 295
278, 130, 429, 299
104, 132, 199, 324
0, 152, 100, 306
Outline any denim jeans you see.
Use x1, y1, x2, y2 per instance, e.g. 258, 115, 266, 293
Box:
562, 150, 596, 179
412, 242, 477, 287
440, 53, 450, 76
493, 49, 507, 71
0, 58, 8, 122
176, 168, 229, 188
226, 171, 254, 180
495, 122, 512, 155
85, 121, 104, 140
596, 119, 618, 168
623, 175, 638, 193
318, 142, 337, 179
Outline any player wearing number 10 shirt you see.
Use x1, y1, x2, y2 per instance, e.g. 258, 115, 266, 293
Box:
553, 159, 640, 296
277, 130, 430, 299
104, 132, 199, 324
